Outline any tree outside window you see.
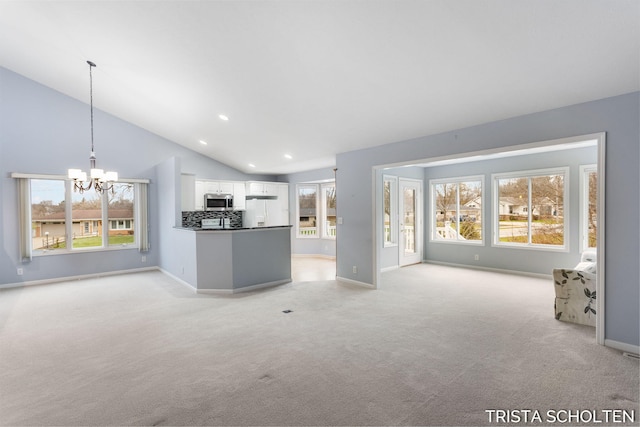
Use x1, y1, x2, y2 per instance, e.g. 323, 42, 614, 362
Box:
495, 169, 566, 247
297, 185, 318, 237
108, 183, 135, 246
432, 178, 482, 243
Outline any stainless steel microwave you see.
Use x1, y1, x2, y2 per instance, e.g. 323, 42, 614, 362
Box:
204, 193, 233, 211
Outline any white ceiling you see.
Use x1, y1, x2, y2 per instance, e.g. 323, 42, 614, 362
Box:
0, 1, 638, 175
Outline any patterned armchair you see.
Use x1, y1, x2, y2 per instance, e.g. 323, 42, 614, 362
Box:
553, 251, 597, 327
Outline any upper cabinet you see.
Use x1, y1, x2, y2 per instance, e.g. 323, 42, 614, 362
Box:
194, 179, 247, 211
233, 182, 246, 210
204, 181, 234, 194
189, 179, 287, 212
246, 181, 279, 197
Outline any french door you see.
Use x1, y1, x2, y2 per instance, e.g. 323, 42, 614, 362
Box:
399, 179, 422, 266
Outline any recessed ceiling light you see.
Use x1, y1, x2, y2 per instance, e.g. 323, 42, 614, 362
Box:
248, 163, 256, 168
284, 154, 293, 159
219, 114, 229, 121
199, 140, 208, 145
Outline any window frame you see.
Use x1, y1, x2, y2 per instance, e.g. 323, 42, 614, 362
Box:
320, 182, 336, 240
580, 164, 597, 252
383, 175, 398, 247
492, 167, 569, 252
429, 175, 484, 246
15, 173, 147, 257
296, 183, 320, 239
295, 181, 336, 240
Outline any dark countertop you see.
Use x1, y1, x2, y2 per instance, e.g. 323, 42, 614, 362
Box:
176, 225, 292, 232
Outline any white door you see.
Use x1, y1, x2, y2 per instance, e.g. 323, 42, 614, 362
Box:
399, 179, 422, 266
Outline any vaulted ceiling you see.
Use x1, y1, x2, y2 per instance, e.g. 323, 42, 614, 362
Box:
1, 1, 638, 174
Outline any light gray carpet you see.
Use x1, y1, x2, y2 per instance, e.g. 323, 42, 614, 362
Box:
0, 264, 638, 426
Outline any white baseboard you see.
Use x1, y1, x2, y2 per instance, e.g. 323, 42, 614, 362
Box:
197, 278, 291, 294
380, 265, 399, 273
158, 268, 196, 291
336, 276, 376, 289
292, 254, 336, 260
424, 259, 552, 280
0, 266, 159, 290
605, 339, 640, 355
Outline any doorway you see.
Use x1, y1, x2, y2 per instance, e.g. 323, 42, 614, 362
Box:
399, 178, 422, 266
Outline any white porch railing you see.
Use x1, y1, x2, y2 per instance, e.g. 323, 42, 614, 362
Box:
435, 221, 465, 240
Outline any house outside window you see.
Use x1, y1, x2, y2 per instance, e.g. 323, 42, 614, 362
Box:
493, 167, 568, 249
30, 179, 66, 252
27, 177, 139, 255
108, 183, 135, 246
430, 176, 483, 244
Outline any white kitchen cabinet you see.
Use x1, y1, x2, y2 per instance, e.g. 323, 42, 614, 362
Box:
195, 180, 246, 211
233, 182, 246, 210
246, 181, 279, 196
204, 181, 234, 194
195, 180, 205, 210
276, 183, 290, 225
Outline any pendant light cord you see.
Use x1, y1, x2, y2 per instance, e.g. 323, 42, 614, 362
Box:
87, 60, 96, 168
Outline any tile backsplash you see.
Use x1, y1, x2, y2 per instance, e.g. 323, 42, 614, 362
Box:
182, 210, 243, 228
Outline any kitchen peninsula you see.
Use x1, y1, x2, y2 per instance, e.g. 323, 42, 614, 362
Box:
173, 225, 292, 293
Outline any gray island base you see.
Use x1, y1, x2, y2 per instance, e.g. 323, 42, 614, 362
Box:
174, 226, 292, 293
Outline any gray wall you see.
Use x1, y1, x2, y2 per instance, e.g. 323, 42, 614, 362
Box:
336, 92, 639, 347
422, 146, 596, 271
279, 167, 337, 257
0, 67, 267, 285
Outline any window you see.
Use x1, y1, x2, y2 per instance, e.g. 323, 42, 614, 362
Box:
383, 175, 398, 246
493, 168, 567, 249
296, 182, 336, 239
30, 179, 66, 252
297, 184, 318, 237
72, 188, 102, 248
108, 183, 135, 246
431, 177, 483, 243
580, 165, 597, 250
321, 183, 336, 239
17, 175, 147, 256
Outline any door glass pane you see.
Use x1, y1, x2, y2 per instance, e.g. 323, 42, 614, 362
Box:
72, 190, 102, 249
31, 179, 66, 252
498, 178, 529, 243
384, 180, 392, 243
403, 188, 416, 254
531, 174, 564, 246
108, 183, 135, 246
587, 171, 597, 248
323, 184, 336, 238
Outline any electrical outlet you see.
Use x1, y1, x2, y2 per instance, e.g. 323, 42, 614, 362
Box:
353, 266, 357, 274
17, 268, 23, 276
474, 254, 479, 261
141, 255, 146, 262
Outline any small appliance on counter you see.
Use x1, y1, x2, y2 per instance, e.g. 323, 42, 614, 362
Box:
201, 218, 223, 229
201, 218, 234, 229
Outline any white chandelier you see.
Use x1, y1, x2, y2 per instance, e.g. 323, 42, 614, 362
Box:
68, 60, 118, 193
